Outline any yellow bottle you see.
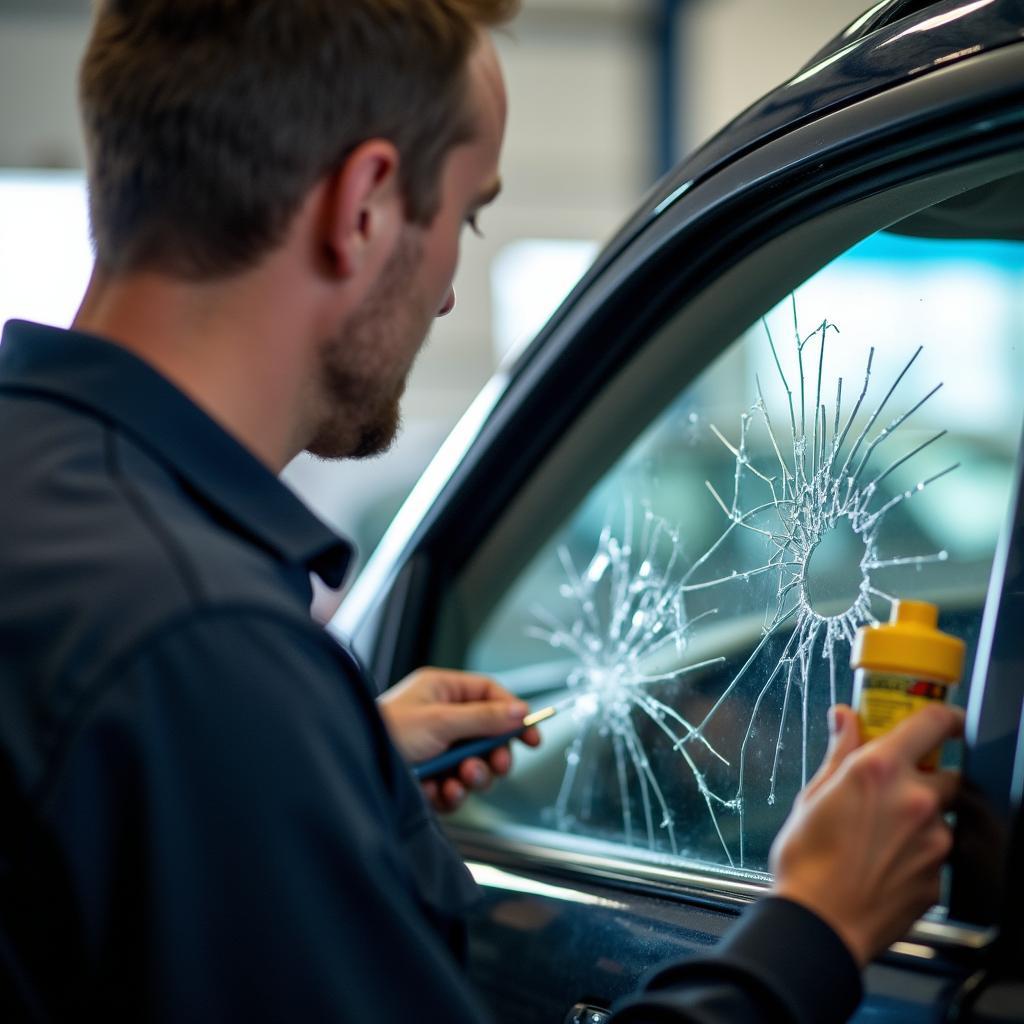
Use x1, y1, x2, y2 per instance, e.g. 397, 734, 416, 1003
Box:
849, 600, 964, 769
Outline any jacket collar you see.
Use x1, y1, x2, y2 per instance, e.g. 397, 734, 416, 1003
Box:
0, 320, 353, 587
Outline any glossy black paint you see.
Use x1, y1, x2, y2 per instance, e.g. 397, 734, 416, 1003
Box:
466, 877, 733, 1023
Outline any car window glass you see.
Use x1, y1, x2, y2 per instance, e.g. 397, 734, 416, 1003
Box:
442, 215, 1024, 880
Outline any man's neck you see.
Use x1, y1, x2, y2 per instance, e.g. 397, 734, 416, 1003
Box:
73, 265, 316, 473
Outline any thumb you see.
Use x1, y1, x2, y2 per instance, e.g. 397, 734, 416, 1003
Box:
807, 704, 860, 792
432, 700, 529, 746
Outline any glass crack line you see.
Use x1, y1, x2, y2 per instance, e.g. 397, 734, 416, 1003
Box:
684, 296, 957, 866
528, 503, 734, 862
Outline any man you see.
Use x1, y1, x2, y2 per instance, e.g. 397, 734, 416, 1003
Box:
0, 1, 962, 1021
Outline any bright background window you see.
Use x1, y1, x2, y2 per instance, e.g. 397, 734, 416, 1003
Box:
0, 170, 92, 332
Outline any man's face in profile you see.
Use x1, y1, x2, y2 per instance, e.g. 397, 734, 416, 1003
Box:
308, 34, 507, 461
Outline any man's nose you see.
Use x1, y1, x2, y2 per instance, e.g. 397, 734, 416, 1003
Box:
437, 286, 456, 318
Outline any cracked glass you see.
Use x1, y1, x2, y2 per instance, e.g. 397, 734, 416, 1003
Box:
442, 216, 1024, 879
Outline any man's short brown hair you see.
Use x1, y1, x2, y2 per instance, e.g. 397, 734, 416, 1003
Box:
80, 0, 518, 278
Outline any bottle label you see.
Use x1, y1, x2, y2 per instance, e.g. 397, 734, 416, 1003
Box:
858, 672, 948, 769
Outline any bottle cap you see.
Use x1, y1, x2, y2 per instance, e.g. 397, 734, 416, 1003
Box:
850, 600, 964, 683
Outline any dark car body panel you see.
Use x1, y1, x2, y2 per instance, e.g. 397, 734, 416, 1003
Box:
464, 867, 968, 1024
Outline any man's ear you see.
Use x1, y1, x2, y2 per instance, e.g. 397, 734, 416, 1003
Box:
321, 139, 403, 280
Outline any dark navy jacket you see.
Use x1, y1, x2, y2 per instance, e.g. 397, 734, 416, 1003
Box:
0, 320, 860, 1023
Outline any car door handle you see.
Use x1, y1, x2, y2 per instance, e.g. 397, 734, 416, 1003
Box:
565, 1003, 612, 1024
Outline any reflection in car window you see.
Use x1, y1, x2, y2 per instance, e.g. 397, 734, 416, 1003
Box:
452, 227, 1024, 878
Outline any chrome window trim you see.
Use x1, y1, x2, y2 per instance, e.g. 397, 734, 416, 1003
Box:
455, 828, 767, 905
454, 828, 997, 955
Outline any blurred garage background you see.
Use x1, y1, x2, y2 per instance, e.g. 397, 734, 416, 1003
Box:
0, 0, 873, 598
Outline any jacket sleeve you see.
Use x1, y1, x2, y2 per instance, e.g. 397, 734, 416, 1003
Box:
40, 607, 862, 1024
38, 608, 491, 1023
610, 896, 863, 1024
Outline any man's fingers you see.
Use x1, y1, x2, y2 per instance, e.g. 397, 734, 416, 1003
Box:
872, 704, 964, 765
419, 668, 516, 704
433, 699, 529, 744
487, 745, 512, 777
440, 777, 467, 809
808, 704, 860, 791
458, 756, 493, 791
922, 767, 961, 810
519, 725, 542, 748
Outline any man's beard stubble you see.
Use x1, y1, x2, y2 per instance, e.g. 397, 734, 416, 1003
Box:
306, 233, 424, 461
